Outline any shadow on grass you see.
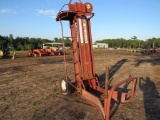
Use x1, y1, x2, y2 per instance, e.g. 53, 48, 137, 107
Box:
134, 52, 160, 66
96, 59, 136, 119
139, 77, 160, 120
98, 59, 128, 86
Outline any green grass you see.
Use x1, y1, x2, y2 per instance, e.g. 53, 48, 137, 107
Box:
15, 51, 28, 54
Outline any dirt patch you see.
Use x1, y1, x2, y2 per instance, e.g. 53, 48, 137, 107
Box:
0, 50, 160, 120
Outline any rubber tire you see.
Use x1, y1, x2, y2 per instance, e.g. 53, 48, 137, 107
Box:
60, 77, 71, 95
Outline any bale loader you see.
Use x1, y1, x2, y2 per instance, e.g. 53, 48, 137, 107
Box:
56, 1, 136, 120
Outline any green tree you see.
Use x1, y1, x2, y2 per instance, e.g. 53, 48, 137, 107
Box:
54, 37, 59, 42
64, 38, 71, 47
9, 34, 14, 45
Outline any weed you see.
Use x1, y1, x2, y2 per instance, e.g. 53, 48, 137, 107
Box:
32, 101, 40, 106
32, 109, 46, 120
0, 104, 9, 112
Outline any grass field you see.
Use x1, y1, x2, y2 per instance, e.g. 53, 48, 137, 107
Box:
0, 49, 160, 120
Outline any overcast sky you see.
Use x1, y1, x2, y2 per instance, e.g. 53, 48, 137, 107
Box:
0, 0, 160, 41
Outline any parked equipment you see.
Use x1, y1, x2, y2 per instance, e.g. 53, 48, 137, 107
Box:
0, 49, 3, 58
0, 44, 15, 59
155, 48, 160, 53
56, 1, 136, 120
28, 48, 64, 57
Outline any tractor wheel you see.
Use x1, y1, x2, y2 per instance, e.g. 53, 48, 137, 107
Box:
34, 53, 37, 57
27, 52, 30, 57
60, 50, 64, 55
60, 77, 71, 95
50, 52, 54, 56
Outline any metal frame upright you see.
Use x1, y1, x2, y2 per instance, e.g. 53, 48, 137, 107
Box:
56, 1, 136, 120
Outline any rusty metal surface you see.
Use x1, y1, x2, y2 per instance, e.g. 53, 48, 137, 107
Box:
81, 89, 105, 119
56, 1, 136, 120
105, 77, 136, 120
68, 0, 82, 4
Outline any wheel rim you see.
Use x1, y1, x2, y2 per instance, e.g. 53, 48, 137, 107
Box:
61, 79, 66, 91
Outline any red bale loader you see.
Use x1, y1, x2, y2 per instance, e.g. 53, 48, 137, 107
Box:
56, 0, 136, 120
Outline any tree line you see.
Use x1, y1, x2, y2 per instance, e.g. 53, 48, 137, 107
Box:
0, 34, 72, 51
0, 34, 160, 51
96, 36, 160, 49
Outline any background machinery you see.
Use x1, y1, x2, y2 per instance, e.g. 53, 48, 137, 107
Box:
0, 43, 15, 59
27, 43, 65, 57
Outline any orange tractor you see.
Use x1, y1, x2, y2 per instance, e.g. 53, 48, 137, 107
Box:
28, 43, 65, 57
28, 48, 65, 57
